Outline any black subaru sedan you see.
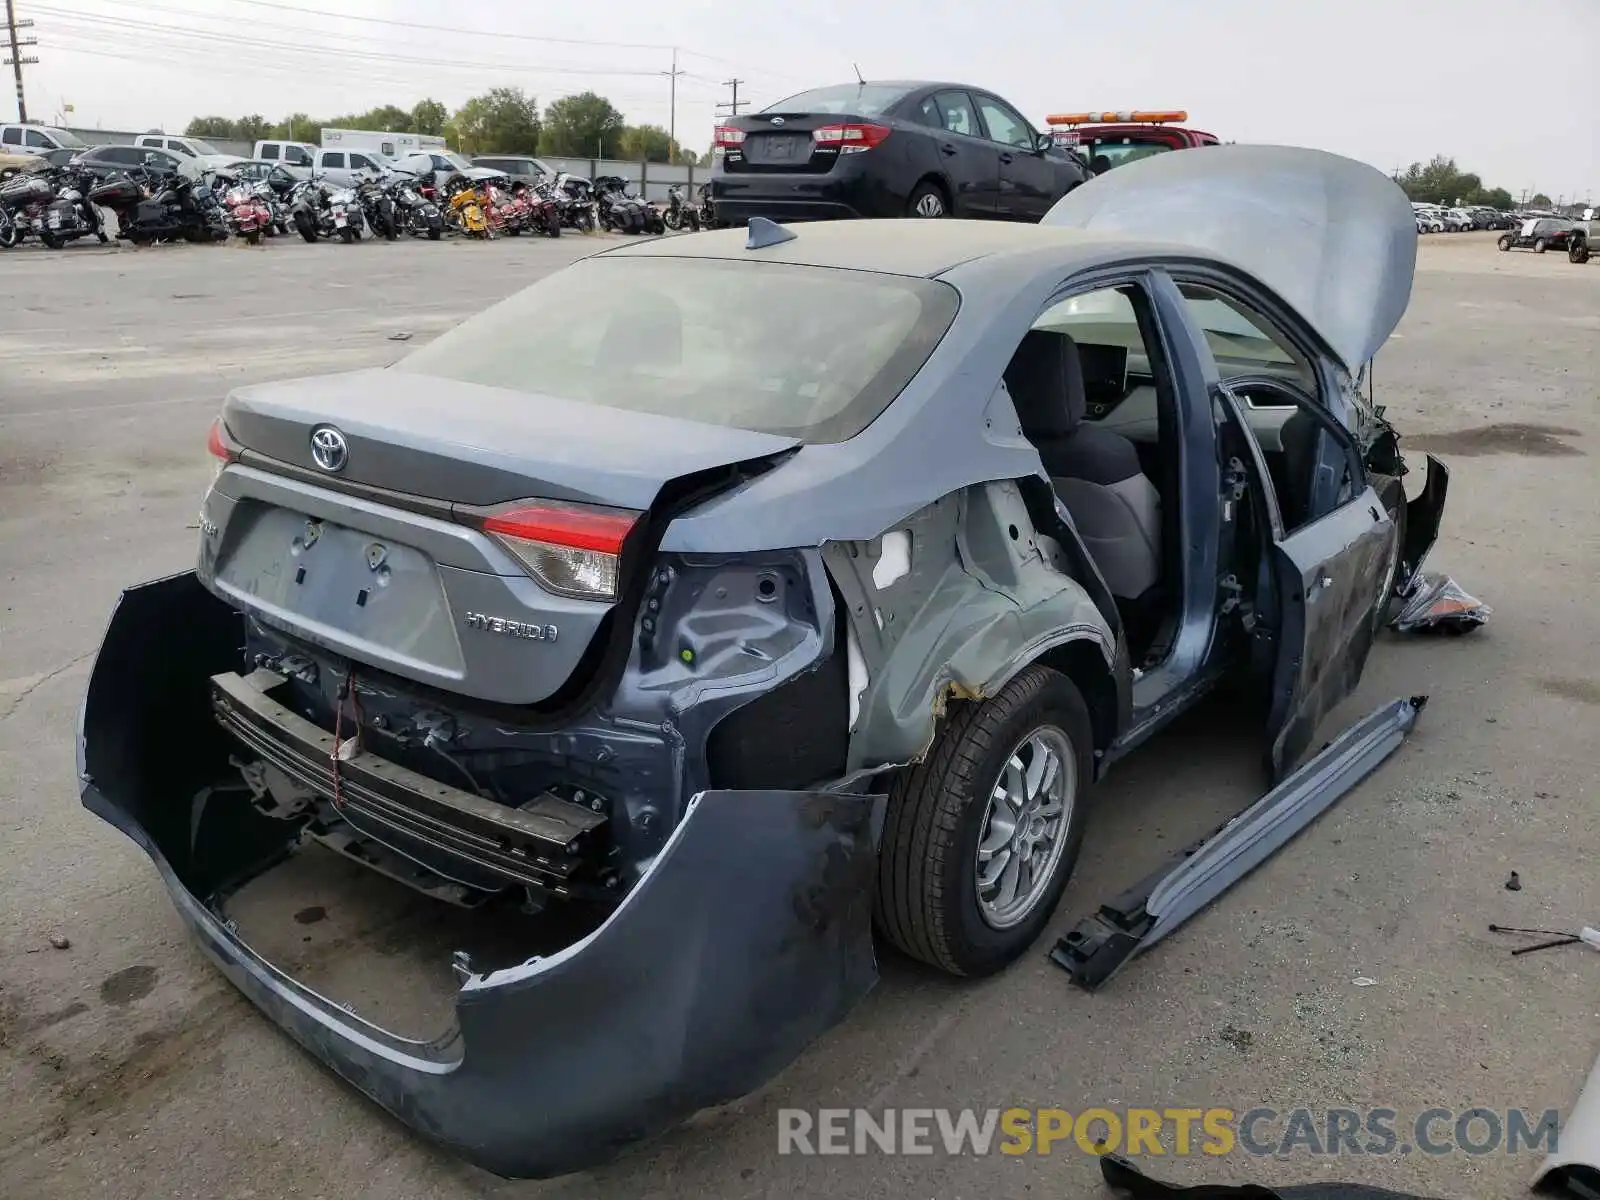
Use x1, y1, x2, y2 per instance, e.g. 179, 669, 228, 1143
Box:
708, 80, 1089, 225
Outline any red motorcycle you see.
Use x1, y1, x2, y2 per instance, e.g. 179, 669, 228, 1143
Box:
523, 180, 563, 237
483, 179, 528, 235
221, 181, 273, 245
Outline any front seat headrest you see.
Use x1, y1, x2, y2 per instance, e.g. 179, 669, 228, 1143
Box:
1003, 328, 1086, 440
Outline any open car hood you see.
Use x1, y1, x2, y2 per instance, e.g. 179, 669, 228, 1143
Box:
1042, 145, 1417, 371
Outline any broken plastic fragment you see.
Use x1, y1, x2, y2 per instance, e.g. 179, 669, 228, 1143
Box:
872, 530, 912, 590
1391, 572, 1491, 634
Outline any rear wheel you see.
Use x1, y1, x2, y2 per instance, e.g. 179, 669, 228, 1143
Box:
339, 227, 357, 244
906, 180, 949, 218
1571, 241, 1590, 264
876, 665, 1092, 976
1497, 234, 1513, 251
244, 230, 261, 246
1534, 238, 1547, 253
294, 212, 318, 243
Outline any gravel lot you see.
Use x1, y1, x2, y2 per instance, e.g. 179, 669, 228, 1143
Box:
1, 229, 1596, 1200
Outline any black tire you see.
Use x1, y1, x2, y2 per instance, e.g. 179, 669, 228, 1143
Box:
1571, 243, 1590, 264
1497, 235, 1513, 251
40, 232, 63, 250
294, 212, 318, 244
244, 230, 261, 246
339, 227, 357, 244
1533, 238, 1547, 253
876, 664, 1093, 977
906, 179, 949, 218
426, 227, 441, 241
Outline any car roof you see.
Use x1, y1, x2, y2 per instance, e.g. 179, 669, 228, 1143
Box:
598, 218, 1181, 279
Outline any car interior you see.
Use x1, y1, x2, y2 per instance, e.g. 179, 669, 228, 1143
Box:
1006, 282, 1331, 666
1005, 285, 1177, 663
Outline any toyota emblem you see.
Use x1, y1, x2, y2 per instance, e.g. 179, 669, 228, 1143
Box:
309, 425, 349, 473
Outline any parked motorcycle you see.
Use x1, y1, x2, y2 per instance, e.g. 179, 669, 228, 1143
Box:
0, 165, 104, 249
87, 164, 229, 246
662, 183, 701, 232
290, 176, 367, 243
523, 179, 563, 237
355, 171, 398, 241
218, 175, 274, 244
443, 176, 492, 238
554, 172, 597, 232
387, 171, 443, 240
595, 175, 664, 235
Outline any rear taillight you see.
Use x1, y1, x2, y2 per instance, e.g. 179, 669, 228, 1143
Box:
206, 417, 237, 484
812, 123, 891, 154
714, 125, 746, 148
480, 502, 640, 602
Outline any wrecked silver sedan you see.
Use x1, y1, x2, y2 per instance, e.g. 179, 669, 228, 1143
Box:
78, 145, 1448, 1177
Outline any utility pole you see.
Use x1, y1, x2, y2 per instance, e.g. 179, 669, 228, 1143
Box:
4, 0, 36, 122
660, 47, 685, 164
717, 78, 747, 119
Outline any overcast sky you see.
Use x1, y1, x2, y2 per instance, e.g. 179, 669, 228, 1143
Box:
17, 0, 1597, 200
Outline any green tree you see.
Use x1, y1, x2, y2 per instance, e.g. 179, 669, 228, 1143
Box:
1530, 192, 1553, 208
185, 116, 237, 138
540, 91, 626, 157
271, 113, 323, 142
1480, 187, 1514, 210
234, 114, 272, 142
333, 104, 413, 133
451, 87, 542, 154
411, 98, 448, 137
619, 123, 684, 163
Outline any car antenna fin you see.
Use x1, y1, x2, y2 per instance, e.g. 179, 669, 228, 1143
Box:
745, 216, 798, 250
853, 62, 866, 84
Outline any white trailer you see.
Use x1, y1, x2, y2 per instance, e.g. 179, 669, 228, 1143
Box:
320, 128, 446, 161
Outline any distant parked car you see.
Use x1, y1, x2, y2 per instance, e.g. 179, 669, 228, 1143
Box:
0, 123, 86, 153
1444, 208, 1474, 231
0, 147, 42, 179
69, 144, 195, 183
709, 79, 1090, 224
1497, 217, 1578, 253
133, 134, 241, 174
471, 155, 570, 184
392, 149, 504, 186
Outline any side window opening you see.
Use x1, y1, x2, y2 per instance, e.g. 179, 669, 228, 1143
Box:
1177, 281, 1360, 535
261, 144, 279, 160
1008, 283, 1181, 666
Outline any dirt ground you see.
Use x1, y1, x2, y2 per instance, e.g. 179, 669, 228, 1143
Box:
0, 228, 1596, 1199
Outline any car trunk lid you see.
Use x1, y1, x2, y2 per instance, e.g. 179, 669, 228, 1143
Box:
717, 112, 889, 175
204, 369, 799, 706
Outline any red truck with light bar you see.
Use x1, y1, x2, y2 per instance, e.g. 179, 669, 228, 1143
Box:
1046, 110, 1219, 175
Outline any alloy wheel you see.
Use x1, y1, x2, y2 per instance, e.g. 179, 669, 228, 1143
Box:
974, 725, 1076, 929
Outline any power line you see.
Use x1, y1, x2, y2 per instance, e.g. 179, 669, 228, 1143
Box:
716, 78, 747, 119
29, 6, 673, 76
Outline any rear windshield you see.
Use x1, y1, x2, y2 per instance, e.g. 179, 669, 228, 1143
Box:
393, 256, 959, 443
763, 83, 911, 116
51, 128, 86, 148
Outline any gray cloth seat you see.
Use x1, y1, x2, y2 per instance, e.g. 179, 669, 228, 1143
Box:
1004, 329, 1163, 599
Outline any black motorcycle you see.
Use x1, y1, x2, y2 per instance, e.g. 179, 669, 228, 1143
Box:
554, 173, 597, 232
595, 175, 665, 235
662, 183, 701, 232
86, 164, 228, 246
355, 171, 398, 241
0, 164, 104, 249
288, 176, 366, 243
386, 170, 443, 240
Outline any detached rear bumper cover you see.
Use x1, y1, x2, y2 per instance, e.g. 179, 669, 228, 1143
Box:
77, 574, 879, 1179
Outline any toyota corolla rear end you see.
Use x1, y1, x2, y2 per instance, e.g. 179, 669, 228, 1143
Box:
708, 81, 927, 223
77, 246, 961, 1177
